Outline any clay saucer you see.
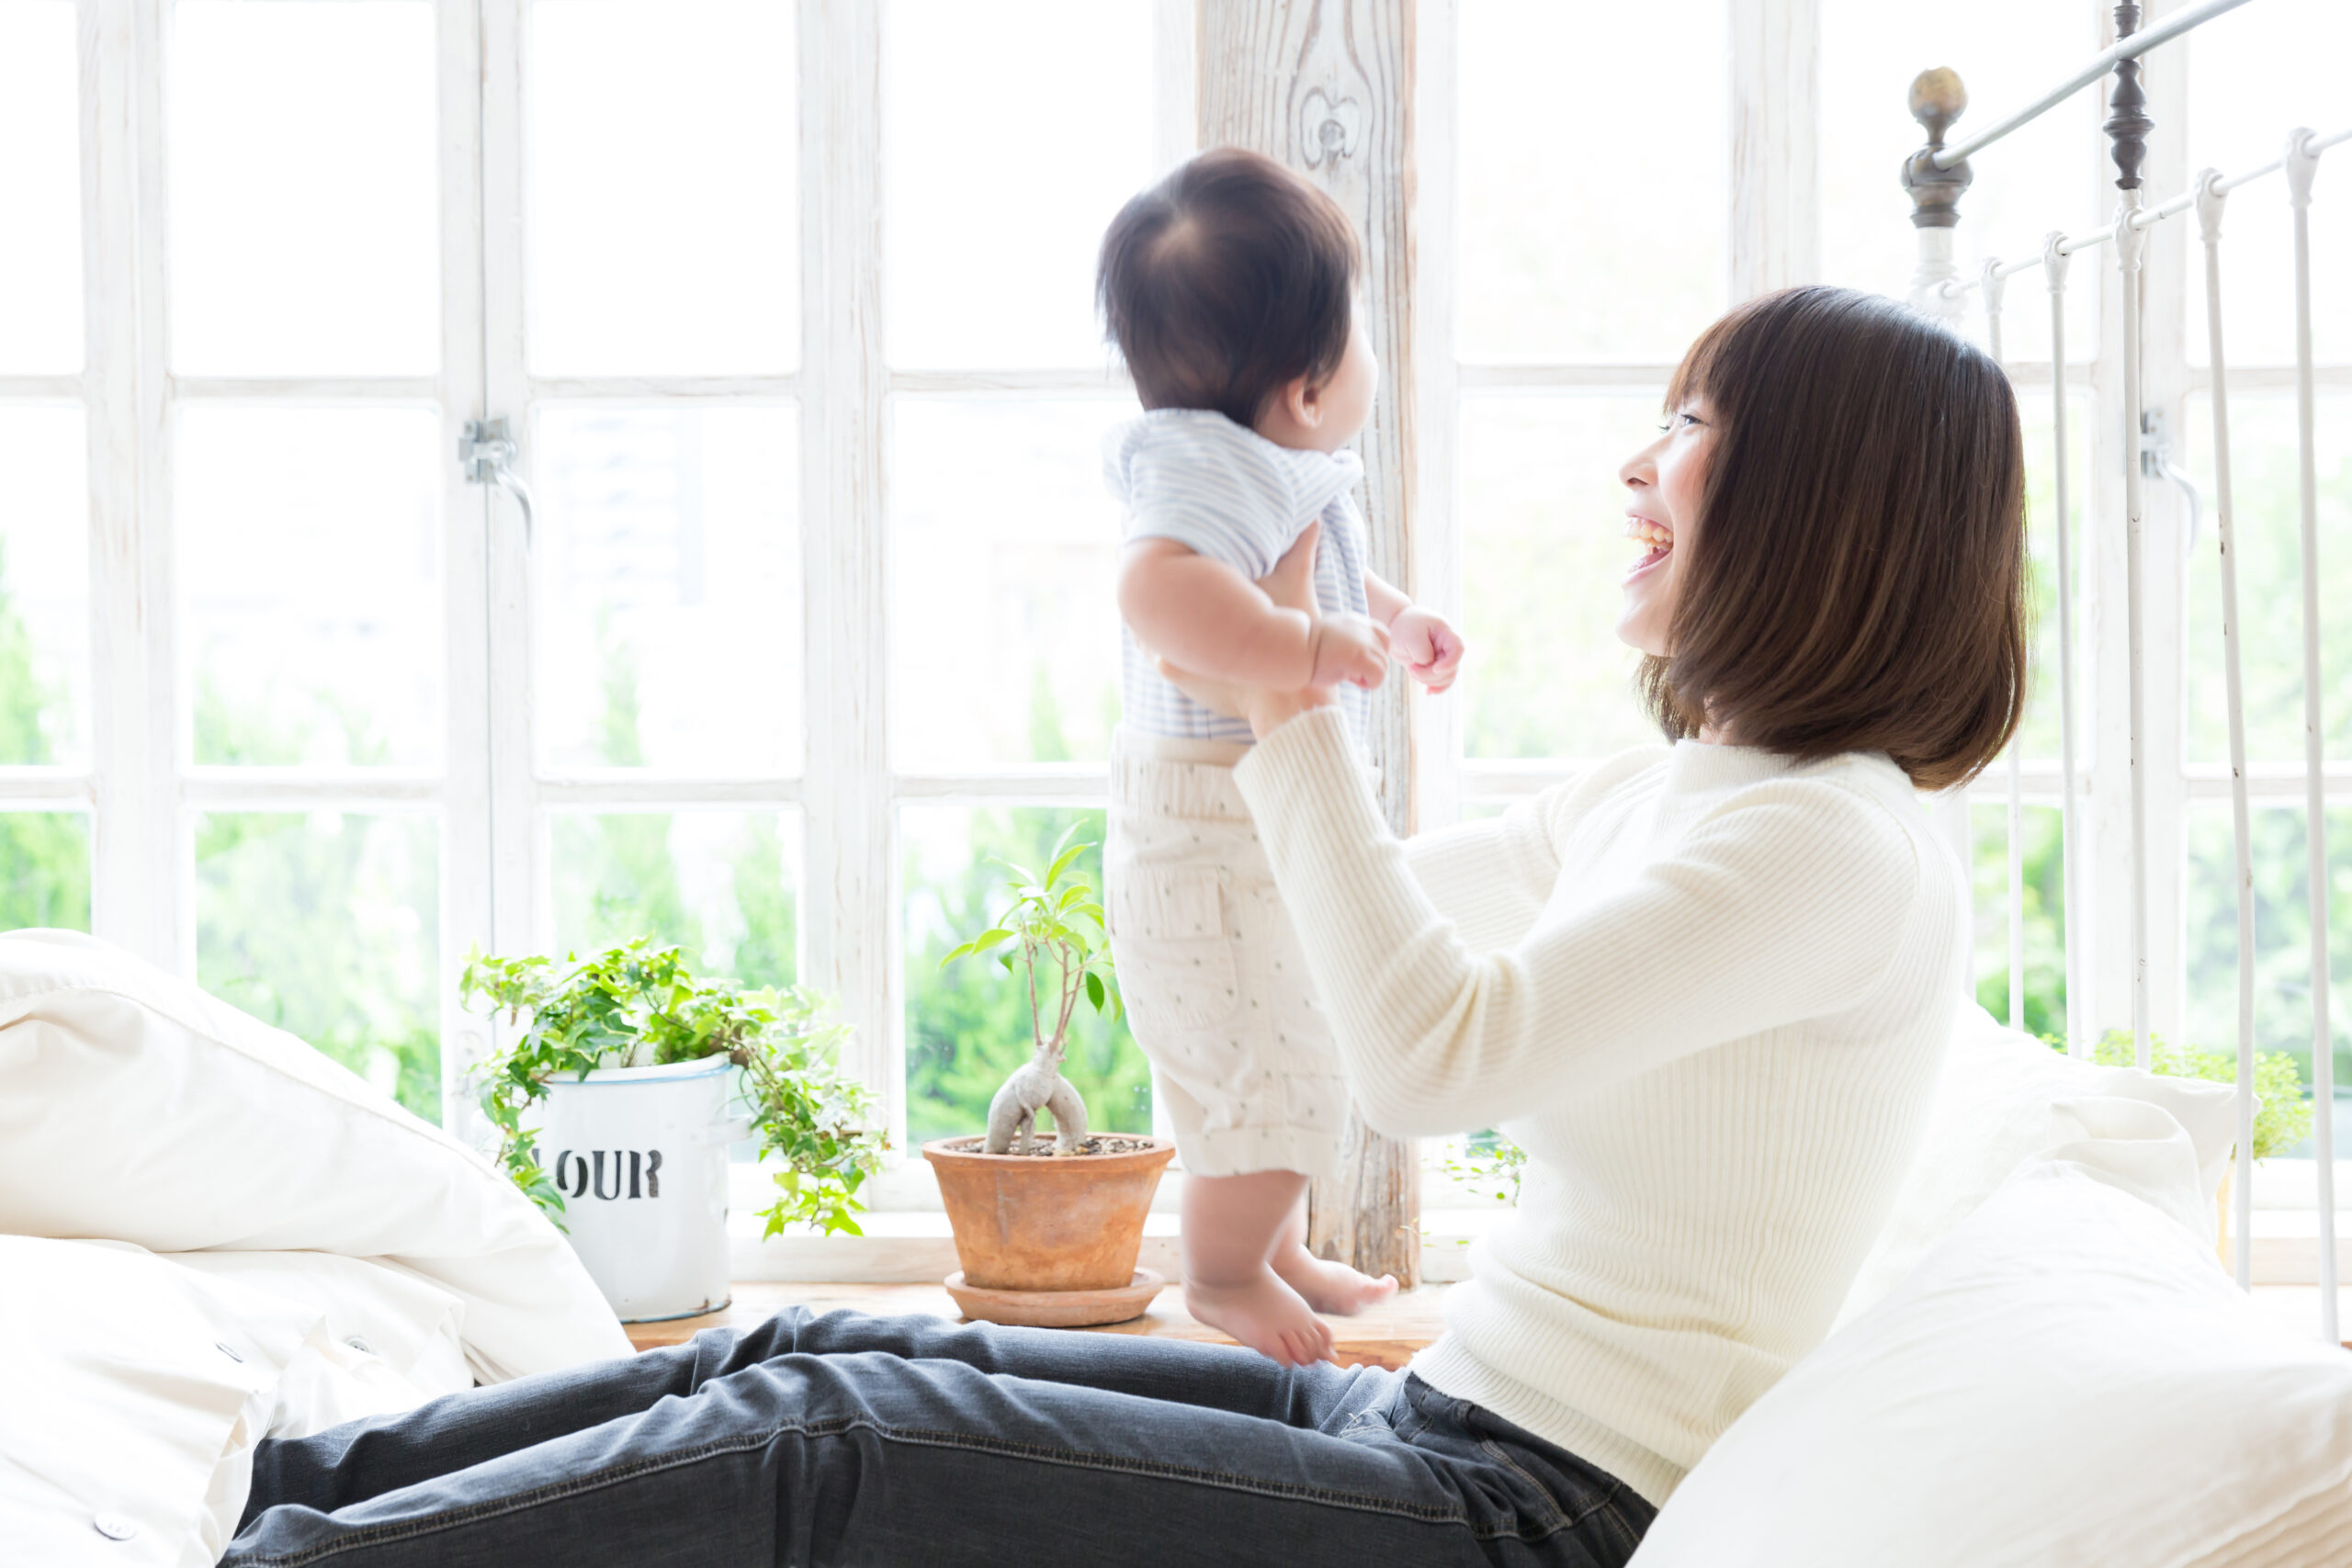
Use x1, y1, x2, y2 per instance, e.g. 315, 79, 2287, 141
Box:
943, 1268, 1167, 1328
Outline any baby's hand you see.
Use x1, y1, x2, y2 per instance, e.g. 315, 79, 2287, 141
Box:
1388, 606, 1465, 694
1307, 612, 1391, 691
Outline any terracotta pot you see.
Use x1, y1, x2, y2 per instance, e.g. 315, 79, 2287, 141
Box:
923, 1135, 1176, 1292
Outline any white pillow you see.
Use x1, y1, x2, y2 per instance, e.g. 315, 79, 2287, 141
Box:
0, 929, 630, 1382
165, 1250, 473, 1399
1, 1235, 427, 1568
1634, 1142, 2352, 1568
1838, 999, 2237, 1325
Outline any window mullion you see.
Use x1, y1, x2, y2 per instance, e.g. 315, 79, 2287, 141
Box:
82, 0, 178, 969
1728, 0, 1822, 298
439, 0, 493, 1134
1415, 0, 1462, 832
479, 0, 536, 983
801, 0, 899, 1150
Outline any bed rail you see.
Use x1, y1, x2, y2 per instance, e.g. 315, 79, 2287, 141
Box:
1897, 1, 2343, 1344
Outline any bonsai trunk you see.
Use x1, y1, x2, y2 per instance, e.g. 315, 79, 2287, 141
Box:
982, 1033, 1090, 1155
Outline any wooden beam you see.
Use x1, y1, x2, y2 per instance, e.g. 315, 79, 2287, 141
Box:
1198, 0, 1421, 1288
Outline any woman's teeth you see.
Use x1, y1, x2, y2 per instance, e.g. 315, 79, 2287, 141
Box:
1623, 517, 1673, 573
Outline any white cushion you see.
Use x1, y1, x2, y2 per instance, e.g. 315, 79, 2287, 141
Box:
165, 1250, 474, 1399
1634, 1139, 2352, 1568
0, 929, 630, 1382
1837, 1000, 2237, 1325
1, 1235, 428, 1568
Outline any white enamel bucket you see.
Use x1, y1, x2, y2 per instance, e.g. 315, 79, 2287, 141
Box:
529, 1055, 744, 1322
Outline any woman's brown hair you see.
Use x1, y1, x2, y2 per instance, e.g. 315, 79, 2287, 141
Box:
1642, 285, 2029, 791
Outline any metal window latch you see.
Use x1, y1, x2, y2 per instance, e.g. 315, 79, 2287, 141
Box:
460, 417, 536, 547
2140, 409, 2202, 557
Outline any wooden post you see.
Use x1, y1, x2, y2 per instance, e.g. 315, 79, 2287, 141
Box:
1198, 0, 1421, 1288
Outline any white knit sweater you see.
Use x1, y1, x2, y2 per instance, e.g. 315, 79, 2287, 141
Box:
1233, 708, 1963, 1506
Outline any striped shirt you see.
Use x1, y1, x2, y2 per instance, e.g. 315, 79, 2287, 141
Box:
1103, 409, 1372, 744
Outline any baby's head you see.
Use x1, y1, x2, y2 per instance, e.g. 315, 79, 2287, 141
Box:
1097, 147, 1374, 453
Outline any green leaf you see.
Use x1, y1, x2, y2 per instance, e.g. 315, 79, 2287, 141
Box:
1085, 971, 1105, 1011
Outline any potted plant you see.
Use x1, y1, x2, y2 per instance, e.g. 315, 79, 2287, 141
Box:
925, 826, 1176, 1327
463, 938, 885, 1322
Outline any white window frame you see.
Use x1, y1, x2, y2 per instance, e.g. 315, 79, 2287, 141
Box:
8, 0, 2340, 1269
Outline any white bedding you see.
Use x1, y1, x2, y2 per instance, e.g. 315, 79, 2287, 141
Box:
0, 930, 630, 1565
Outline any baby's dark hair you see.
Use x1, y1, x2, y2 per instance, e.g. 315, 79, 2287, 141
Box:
1096, 147, 1362, 430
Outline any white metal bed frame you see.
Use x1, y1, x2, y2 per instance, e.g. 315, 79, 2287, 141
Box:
1898, 0, 2346, 1341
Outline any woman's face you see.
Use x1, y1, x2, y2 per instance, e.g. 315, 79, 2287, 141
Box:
1615, 395, 1714, 658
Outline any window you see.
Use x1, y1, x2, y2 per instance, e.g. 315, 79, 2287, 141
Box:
6, 0, 2341, 1251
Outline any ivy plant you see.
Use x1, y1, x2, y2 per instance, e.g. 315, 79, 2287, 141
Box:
461, 938, 886, 1237
941, 823, 1121, 1154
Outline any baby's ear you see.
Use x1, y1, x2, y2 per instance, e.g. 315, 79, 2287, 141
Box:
1279, 373, 1321, 430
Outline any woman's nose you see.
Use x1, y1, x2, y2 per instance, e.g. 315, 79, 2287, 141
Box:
1620, 435, 1662, 491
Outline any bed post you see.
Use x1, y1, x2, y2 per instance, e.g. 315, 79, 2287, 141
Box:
1199, 0, 1422, 1290
2106, 1, 2156, 1072
1901, 66, 1973, 322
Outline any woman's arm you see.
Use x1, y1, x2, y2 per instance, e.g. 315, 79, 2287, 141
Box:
1402, 809, 1556, 954
1235, 708, 1921, 1136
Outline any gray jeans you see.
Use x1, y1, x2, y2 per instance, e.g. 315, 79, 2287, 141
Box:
226, 1309, 1654, 1566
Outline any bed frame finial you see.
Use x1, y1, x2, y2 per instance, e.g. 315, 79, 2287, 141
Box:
2105, 4, 2153, 190
1901, 67, 1973, 229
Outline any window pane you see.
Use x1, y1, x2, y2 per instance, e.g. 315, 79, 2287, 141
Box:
1461, 394, 1660, 761
1457, 0, 1726, 364
0, 1, 81, 374
2016, 389, 2093, 767
2188, 0, 2351, 367
170, 0, 437, 376
536, 406, 800, 774
885, 0, 1153, 369
548, 810, 798, 987
195, 811, 441, 1120
526, 0, 797, 376
2184, 392, 2351, 764
0, 813, 89, 931
1818, 0, 2099, 364
0, 407, 88, 766
902, 805, 1151, 1146
2186, 802, 2351, 1141
181, 406, 443, 768
1969, 802, 2070, 1041
892, 399, 1125, 769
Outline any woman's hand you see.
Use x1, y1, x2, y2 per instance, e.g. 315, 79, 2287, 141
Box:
1157, 522, 1362, 740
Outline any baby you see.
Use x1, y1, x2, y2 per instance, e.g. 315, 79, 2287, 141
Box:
1094, 148, 1464, 1365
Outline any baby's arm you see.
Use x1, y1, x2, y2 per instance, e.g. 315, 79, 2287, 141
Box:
1363, 571, 1466, 694
1120, 539, 1389, 691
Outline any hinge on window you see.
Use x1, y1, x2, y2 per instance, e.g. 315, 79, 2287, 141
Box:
461, 417, 536, 547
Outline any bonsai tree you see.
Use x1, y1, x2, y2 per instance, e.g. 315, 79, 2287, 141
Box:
941, 824, 1121, 1155
461, 938, 886, 1236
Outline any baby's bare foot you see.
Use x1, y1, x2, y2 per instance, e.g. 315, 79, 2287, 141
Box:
1186, 1268, 1337, 1367
1272, 1245, 1399, 1317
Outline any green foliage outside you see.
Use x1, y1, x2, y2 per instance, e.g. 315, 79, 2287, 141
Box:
906, 807, 1154, 1145
462, 939, 882, 1235
0, 538, 92, 931
904, 674, 1153, 1145
191, 669, 442, 1122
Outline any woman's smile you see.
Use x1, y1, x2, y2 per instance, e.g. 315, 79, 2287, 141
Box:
1623, 514, 1675, 584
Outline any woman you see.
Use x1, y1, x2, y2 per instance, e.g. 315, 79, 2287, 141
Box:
224, 287, 2023, 1568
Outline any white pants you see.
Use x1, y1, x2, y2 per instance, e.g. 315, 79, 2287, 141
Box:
1104, 730, 1351, 1180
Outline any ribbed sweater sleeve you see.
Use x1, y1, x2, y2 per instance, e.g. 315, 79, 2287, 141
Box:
1401, 804, 1557, 953
1233, 707, 1923, 1136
